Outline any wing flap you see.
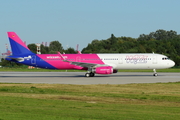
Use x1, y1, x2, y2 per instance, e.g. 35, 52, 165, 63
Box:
70, 61, 107, 68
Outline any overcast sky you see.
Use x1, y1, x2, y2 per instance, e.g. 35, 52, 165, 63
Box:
0, 0, 180, 54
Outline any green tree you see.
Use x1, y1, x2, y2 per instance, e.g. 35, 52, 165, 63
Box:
0, 58, 22, 67
27, 44, 37, 54
109, 34, 117, 45
41, 44, 49, 54
81, 29, 180, 66
64, 47, 76, 53
49, 41, 64, 54
137, 29, 178, 41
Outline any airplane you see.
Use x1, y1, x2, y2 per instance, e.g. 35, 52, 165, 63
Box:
6, 32, 175, 77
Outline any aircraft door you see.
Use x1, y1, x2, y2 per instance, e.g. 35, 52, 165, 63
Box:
118, 57, 123, 64
76, 56, 81, 62
31, 55, 36, 64
153, 55, 157, 64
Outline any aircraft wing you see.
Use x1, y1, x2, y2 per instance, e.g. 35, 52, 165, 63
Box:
69, 61, 107, 68
57, 51, 110, 68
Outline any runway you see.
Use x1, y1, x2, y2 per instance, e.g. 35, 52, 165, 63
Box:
0, 72, 180, 85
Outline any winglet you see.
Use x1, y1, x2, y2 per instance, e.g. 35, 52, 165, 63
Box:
76, 44, 81, 54
77, 51, 82, 54
57, 51, 68, 62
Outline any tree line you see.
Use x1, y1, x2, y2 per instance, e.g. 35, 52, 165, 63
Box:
27, 41, 77, 54
82, 29, 180, 66
1, 29, 180, 66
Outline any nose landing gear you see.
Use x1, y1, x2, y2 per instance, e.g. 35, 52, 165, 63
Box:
153, 69, 158, 77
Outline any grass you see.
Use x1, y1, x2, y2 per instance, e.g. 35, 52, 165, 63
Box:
0, 83, 180, 120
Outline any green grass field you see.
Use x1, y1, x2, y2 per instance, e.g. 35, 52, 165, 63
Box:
1, 83, 180, 120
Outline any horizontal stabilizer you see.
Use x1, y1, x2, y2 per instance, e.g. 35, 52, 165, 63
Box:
6, 56, 24, 62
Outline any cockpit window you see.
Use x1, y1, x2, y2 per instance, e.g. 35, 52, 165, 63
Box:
162, 57, 170, 60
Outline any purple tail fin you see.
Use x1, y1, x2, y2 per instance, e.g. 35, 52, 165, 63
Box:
7, 32, 35, 55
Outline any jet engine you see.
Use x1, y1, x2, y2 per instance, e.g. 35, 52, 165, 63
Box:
113, 69, 118, 73
95, 66, 113, 74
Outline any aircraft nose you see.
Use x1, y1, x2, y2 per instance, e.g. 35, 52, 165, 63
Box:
169, 60, 175, 67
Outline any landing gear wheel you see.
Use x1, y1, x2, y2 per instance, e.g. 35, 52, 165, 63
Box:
85, 73, 95, 77
85, 73, 90, 77
153, 69, 158, 77
153, 73, 158, 77
90, 72, 95, 77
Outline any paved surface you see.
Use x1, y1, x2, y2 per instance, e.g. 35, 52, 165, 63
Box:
0, 72, 179, 85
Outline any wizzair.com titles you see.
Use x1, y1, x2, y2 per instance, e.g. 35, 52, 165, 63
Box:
46, 56, 60, 59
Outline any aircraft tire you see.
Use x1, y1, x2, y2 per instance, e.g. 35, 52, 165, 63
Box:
153, 73, 158, 77
90, 72, 95, 77
85, 73, 90, 77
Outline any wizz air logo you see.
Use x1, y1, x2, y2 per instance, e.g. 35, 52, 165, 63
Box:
24, 56, 32, 60
14, 56, 32, 62
126, 55, 148, 64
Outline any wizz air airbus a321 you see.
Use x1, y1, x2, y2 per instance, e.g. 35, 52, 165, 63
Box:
6, 32, 175, 77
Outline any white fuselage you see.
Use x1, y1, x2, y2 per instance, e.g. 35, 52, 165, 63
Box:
97, 53, 175, 69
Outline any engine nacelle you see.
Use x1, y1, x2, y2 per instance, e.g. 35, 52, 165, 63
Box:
95, 66, 113, 74
113, 69, 118, 73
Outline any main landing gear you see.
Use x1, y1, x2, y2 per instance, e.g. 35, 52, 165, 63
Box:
85, 72, 95, 77
153, 69, 158, 77
85, 69, 159, 77
85, 68, 95, 77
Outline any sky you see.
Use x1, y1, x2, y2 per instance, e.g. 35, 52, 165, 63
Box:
0, 0, 180, 54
